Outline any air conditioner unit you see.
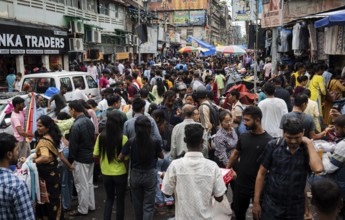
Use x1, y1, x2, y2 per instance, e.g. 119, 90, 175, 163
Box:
92, 30, 102, 43
69, 38, 84, 51
70, 20, 84, 34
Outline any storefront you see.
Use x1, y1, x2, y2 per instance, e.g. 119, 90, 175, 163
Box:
0, 21, 69, 81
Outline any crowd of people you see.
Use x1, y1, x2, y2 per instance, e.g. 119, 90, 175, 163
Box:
2, 54, 345, 220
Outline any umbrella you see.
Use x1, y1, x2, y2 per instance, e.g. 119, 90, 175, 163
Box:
216, 45, 246, 55
315, 10, 345, 28
224, 84, 258, 105
178, 46, 198, 53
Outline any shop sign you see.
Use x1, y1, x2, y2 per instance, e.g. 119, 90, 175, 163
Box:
116, 52, 129, 60
0, 23, 68, 55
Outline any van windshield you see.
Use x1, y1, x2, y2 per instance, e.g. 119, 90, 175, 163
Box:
22, 77, 56, 94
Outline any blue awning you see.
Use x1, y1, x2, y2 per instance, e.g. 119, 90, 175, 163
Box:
315, 10, 345, 28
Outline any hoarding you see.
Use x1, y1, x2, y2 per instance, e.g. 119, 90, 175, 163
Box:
232, 0, 253, 21
261, 0, 283, 28
174, 11, 189, 26
148, 0, 207, 11
190, 10, 206, 25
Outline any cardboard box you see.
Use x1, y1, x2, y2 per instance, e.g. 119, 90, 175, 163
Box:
220, 168, 233, 185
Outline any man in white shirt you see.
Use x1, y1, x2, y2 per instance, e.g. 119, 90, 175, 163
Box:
87, 62, 98, 81
170, 104, 208, 159
162, 123, 227, 220
71, 82, 88, 101
118, 61, 125, 75
258, 82, 288, 138
97, 87, 113, 112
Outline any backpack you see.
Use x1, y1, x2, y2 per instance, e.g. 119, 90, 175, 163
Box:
200, 102, 219, 135
236, 105, 247, 135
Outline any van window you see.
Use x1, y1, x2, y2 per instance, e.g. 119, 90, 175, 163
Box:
72, 76, 85, 89
86, 75, 98, 89
60, 77, 73, 92
22, 77, 56, 93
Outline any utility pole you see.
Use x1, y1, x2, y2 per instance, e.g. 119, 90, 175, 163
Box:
138, 4, 141, 65
253, 0, 258, 97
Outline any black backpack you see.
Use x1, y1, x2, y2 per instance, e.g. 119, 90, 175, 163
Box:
200, 102, 219, 135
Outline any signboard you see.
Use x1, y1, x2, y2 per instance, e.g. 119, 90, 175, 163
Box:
148, 0, 207, 11
140, 27, 158, 54
261, 0, 283, 28
116, 52, 129, 60
174, 11, 189, 26
232, 0, 253, 21
284, 0, 345, 23
190, 10, 206, 25
0, 24, 68, 55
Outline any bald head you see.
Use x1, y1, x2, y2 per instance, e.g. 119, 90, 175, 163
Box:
182, 104, 196, 118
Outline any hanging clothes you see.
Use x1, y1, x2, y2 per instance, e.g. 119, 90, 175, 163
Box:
292, 22, 309, 56
278, 28, 292, 53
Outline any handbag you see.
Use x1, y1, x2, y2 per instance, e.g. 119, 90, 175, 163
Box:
325, 80, 341, 102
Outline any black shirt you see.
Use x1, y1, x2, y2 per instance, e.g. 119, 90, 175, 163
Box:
50, 93, 66, 112
274, 87, 292, 112
122, 138, 162, 170
69, 115, 95, 164
235, 131, 272, 194
259, 139, 310, 219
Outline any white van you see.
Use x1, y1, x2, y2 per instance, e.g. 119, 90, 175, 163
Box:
19, 72, 101, 102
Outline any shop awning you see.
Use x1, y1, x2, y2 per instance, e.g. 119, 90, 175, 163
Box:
315, 10, 345, 28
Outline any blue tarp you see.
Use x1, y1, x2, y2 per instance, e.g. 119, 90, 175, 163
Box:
187, 36, 216, 56
315, 10, 345, 28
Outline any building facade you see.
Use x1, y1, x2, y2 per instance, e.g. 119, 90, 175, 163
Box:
0, 0, 128, 81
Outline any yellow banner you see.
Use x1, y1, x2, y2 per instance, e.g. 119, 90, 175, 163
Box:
116, 52, 129, 60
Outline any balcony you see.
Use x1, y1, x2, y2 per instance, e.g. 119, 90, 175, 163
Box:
9, 0, 124, 27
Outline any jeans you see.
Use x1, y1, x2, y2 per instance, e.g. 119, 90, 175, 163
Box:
155, 152, 174, 205
130, 168, 157, 220
103, 174, 127, 220
233, 185, 255, 220
61, 148, 73, 210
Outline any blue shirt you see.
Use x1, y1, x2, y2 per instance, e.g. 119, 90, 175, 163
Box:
323, 71, 332, 88
123, 113, 162, 147
6, 74, 16, 92
0, 167, 35, 220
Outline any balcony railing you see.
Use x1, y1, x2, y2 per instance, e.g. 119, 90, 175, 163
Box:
14, 0, 124, 26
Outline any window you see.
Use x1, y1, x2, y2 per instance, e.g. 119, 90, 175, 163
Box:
98, 0, 109, 15
22, 77, 56, 94
50, 0, 64, 4
86, 75, 98, 88
187, 28, 193, 37
86, 0, 97, 13
66, 0, 79, 8
72, 76, 85, 89
115, 5, 118, 18
60, 77, 73, 92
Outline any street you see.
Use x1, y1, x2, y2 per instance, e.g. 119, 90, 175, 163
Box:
64, 176, 255, 220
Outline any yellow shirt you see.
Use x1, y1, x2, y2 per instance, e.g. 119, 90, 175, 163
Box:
291, 72, 302, 87
309, 75, 326, 101
93, 135, 128, 176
